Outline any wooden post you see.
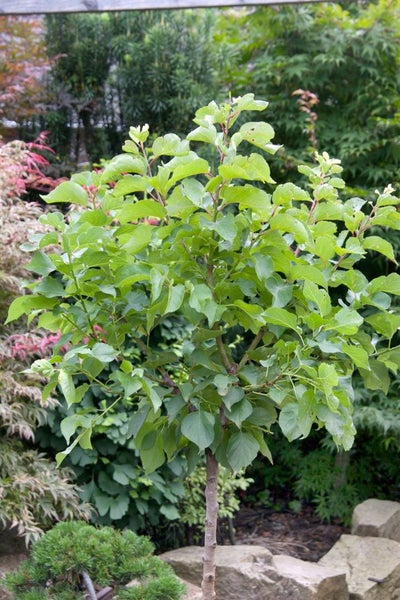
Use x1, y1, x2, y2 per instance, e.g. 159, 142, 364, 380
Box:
0, 0, 324, 15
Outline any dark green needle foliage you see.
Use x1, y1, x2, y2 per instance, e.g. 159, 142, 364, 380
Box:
5, 521, 185, 600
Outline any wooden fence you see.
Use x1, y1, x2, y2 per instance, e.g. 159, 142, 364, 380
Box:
1, 0, 323, 15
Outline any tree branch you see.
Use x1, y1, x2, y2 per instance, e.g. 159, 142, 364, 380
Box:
238, 327, 267, 371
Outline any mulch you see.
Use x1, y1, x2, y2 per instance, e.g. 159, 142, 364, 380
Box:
233, 505, 348, 562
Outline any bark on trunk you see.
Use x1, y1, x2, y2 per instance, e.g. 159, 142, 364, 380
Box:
202, 450, 219, 600
81, 570, 97, 600
334, 449, 350, 489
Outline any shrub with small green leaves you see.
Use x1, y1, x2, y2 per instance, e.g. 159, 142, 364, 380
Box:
5, 521, 185, 600
181, 464, 252, 533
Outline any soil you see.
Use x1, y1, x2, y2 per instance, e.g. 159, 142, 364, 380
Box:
0, 506, 347, 598
233, 505, 348, 562
0, 530, 28, 599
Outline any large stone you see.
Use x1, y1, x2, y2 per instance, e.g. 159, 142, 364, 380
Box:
272, 554, 348, 599
319, 534, 400, 599
161, 545, 274, 600
161, 544, 348, 599
352, 499, 400, 542
181, 579, 202, 600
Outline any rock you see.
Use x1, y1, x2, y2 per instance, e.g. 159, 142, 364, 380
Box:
182, 579, 202, 600
161, 545, 275, 600
272, 554, 348, 599
161, 544, 348, 599
352, 499, 400, 542
319, 534, 400, 599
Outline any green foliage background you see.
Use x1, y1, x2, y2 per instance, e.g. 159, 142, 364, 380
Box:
41, 10, 227, 164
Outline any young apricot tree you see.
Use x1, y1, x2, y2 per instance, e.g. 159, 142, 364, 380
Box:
8, 94, 400, 600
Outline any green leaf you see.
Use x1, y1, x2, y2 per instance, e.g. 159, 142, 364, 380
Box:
266, 275, 293, 308
252, 430, 273, 463
363, 235, 397, 263
127, 124, 149, 145
233, 121, 276, 153
26, 251, 56, 276
152, 133, 189, 157
222, 387, 245, 410
189, 283, 224, 326
252, 254, 274, 284
181, 411, 215, 449
126, 406, 150, 438
366, 312, 400, 339
113, 174, 149, 196
303, 280, 331, 316
270, 213, 310, 244
233, 299, 266, 332
119, 224, 153, 254
376, 192, 400, 207
34, 277, 65, 298
264, 307, 298, 331
340, 344, 370, 370
318, 363, 338, 393
297, 390, 315, 438
82, 356, 104, 379
272, 183, 311, 206
235, 94, 268, 112
187, 124, 218, 144
91, 343, 119, 363
142, 379, 162, 412
360, 359, 390, 393
181, 178, 206, 208
140, 434, 165, 473
279, 403, 302, 441
60, 415, 80, 444
165, 284, 185, 314
5, 294, 57, 324
330, 269, 368, 293
101, 154, 145, 183
368, 273, 400, 296
58, 369, 76, 407
160, 504, 180, 520
225, 398, 253, 428
213, 213, 238, 246
213, 374, 237, 396
168, 154, 209, 186
109, 494, 130, 520
377, 348, 400, 373
167, 186, 198, 218
79, 427, 93, 450
114, 371, 142, 397
116, 200, 166, 222
317, 405, 355, 450
41, 181, 88, 206
290, 264, 328, 289
150, 266, 167, 302
219, 154, 275, 184
325, 308, 363, 335
221, 185, 272, 220
226, 431, 259, 471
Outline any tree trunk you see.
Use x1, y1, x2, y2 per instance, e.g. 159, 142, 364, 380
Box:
81, 570, 97, 600
334, 449, 350, 489
202, 450, 219, 600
